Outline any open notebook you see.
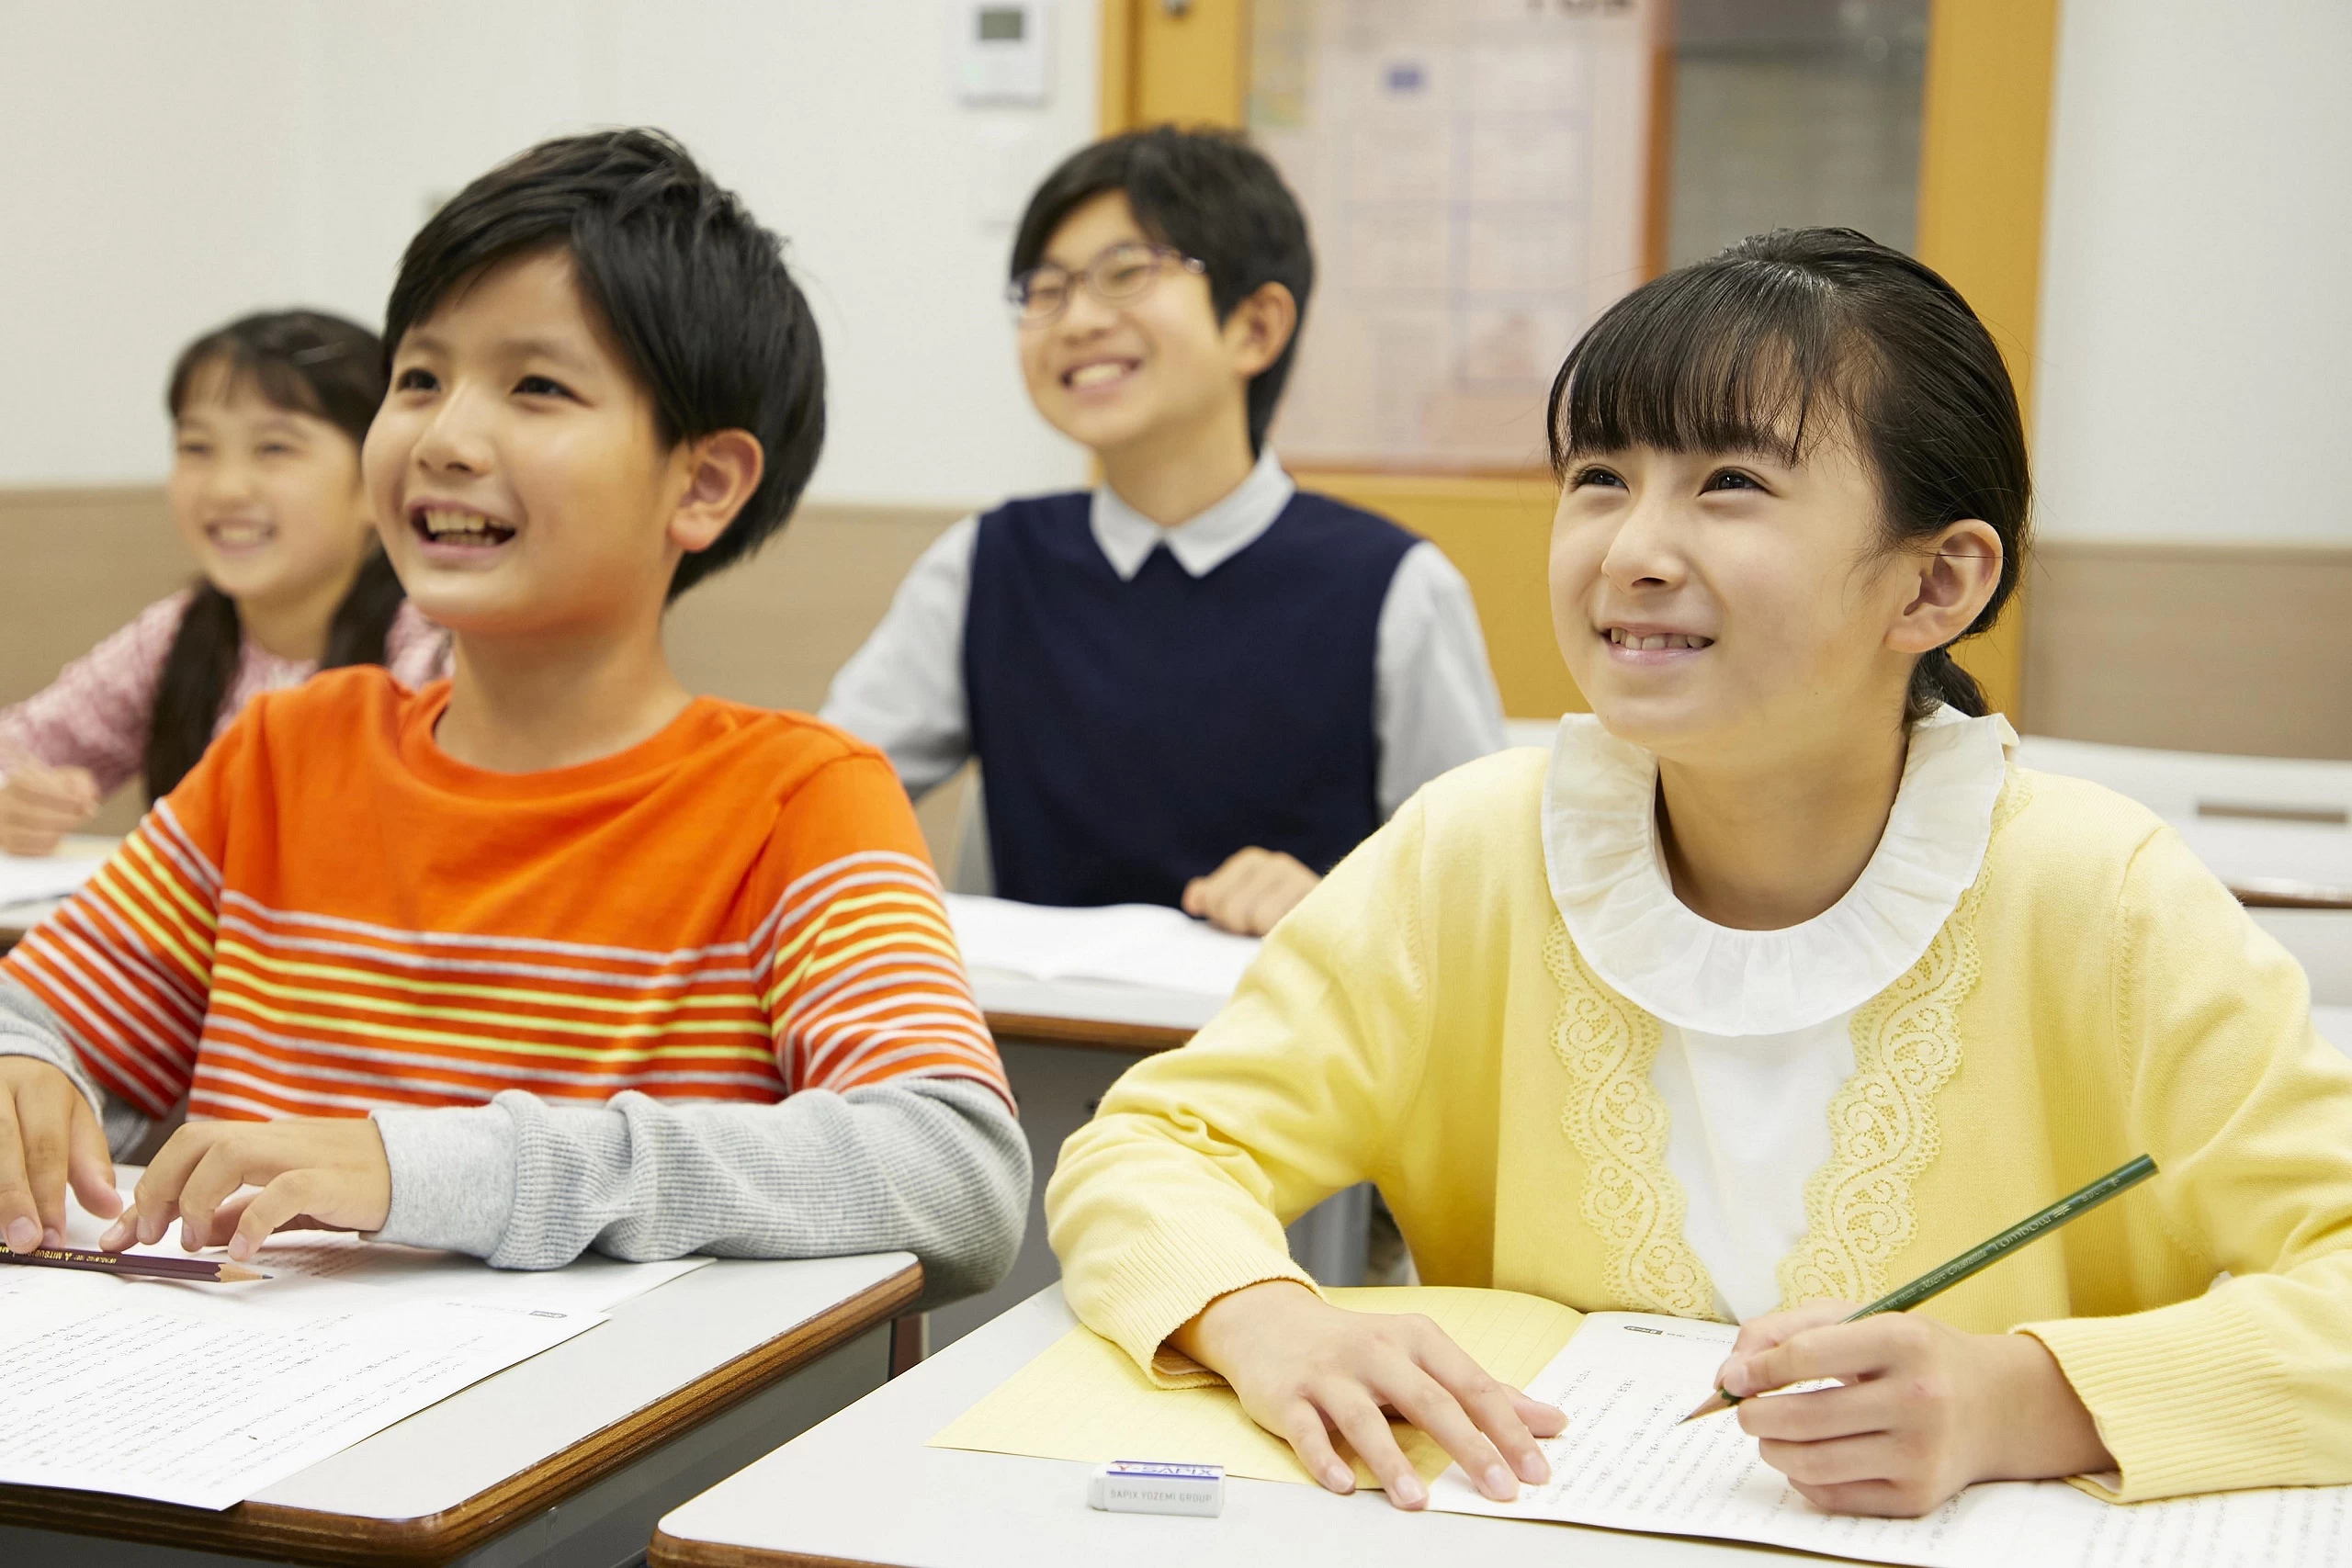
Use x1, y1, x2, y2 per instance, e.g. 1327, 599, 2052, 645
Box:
933, 1287, 2349, 1568
943, 894, 1260, 998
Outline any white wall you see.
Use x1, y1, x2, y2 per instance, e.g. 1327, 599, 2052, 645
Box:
0, 1, 1095, 505
2032, 0, 2352, 544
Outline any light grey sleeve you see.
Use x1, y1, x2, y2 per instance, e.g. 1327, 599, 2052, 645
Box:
370, 1076, 1030, 1309
0, 978, 158, 1156
819, 514, 979, 800
1373, 541, 1510, 818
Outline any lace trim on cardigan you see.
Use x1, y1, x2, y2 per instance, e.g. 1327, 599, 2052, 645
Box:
1544, 919, 1719, 1319
1776, 771, 2031, 1307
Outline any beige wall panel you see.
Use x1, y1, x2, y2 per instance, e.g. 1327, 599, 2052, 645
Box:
2025, 541, 2352, 760
0, 489, 968, 856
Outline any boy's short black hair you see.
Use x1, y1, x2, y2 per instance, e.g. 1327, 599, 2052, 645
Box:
385, 128, 825, 600
1011, 127, 1313, 455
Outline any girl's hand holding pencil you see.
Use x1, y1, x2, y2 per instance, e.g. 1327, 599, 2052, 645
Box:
1710, 1299, 2113, 1517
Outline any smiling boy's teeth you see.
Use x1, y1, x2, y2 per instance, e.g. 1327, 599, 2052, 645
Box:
1068, 363, 1128, 388
420, 509, 506, 538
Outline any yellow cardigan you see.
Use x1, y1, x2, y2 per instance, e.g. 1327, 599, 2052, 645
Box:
1045, 750, 2352, 1503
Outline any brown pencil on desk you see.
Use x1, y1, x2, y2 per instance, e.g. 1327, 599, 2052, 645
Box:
0, 1244, 269, 1284
1681, 1154, 2159, 1423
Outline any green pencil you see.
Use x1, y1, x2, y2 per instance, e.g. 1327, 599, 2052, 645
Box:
1679, 1154, 2159, 1423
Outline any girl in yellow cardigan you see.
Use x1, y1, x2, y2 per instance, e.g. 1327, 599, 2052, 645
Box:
1045, 228, 2352, 1518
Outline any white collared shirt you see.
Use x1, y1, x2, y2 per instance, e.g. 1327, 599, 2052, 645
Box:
1539, 706, 2016, 1320
821, 448, 1508, 832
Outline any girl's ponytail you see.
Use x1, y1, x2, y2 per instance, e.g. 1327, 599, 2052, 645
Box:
147, 310, 391, 802
1907, 646, 1988, 720
144, 585, 245, 802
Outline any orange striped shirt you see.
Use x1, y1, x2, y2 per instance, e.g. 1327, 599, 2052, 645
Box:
2, 670, 1009, 1123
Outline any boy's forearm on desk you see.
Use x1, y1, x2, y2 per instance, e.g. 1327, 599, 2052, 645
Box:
372, 1077, 1030, 1305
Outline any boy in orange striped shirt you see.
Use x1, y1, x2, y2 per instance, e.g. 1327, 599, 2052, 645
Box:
0, 130, 1025, 1302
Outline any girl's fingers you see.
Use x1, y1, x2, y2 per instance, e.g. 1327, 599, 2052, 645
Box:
1758, 1430, 1905, 1490
1735, 1377, 1894, 1443
1725, 1299, 1854, 1359
1511, 1388, 1568, 1438
1412, 1335, 1551, 1486
1724, 1316, 1889, 1399
1277, 1402, 1357, 1494
1323, 1389, 1428, 1508
1380, 1363, 1521, 1499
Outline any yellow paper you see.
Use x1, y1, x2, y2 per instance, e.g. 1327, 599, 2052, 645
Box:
928, 1286, 1583, 1489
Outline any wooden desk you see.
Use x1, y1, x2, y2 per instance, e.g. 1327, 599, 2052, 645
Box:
650, 1285, 1821, 1568
0, 1251, 920, 1568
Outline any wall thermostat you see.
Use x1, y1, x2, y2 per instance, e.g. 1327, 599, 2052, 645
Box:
955, 0, 1052, 106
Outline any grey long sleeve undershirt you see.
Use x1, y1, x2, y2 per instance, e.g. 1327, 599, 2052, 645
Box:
0, 979, 1029, 1308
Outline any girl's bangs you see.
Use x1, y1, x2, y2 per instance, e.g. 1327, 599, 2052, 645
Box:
1548, 264, 1861, 473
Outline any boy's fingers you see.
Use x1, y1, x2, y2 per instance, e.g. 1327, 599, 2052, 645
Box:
15, 1092, 72, 1246
99, 1200, 141, 1252
0, 1098, 40, 1253
1323, 1391, 1427, 1508
131, 1124, 220, 1246
177, 1138, 266, 1249
228, 1172, 333, 1261
65, 1098, 121, 1221
1277, 1402, 1356, 1494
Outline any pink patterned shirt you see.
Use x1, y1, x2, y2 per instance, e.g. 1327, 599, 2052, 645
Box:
0, 591, 452, 795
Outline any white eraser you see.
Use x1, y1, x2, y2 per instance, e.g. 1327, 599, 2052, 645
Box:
1087, 1460, 1225, 1517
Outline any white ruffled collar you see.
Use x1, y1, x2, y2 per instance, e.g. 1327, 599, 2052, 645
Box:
1540, 705, 2016, 1036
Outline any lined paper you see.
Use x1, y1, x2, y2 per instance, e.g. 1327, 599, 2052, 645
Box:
1429, 1312, 2352, 1568
929, 1285, 1582, 1488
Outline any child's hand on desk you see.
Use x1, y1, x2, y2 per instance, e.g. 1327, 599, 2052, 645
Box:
0, 1056, 122, 1251
1170, 1279, 1562, 1509
0, 764, 100, 857
101, 1118, 391, 1262
1718, 1300, 2114, 1517
1182, 848, 1320, 936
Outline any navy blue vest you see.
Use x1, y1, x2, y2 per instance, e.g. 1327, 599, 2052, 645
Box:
963, 488, 1418, 908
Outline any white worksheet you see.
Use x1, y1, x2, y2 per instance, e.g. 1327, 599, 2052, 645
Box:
944, 894, 1260, 998
1428, 1312, 2351, 1568
51, 1177, 710, 1319
0, 1177, 711, 1506
0, 1270, 595, 1509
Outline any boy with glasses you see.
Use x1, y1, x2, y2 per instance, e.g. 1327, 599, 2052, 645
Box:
824, 127, 1505, 936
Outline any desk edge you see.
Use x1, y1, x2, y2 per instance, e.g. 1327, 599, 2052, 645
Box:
651, 1525, 894, 1568
0, 1258, 922, 1566
982, 1010, 1191, 1054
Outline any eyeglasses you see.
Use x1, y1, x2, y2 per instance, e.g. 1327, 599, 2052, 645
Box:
1006, 242, 1207, 325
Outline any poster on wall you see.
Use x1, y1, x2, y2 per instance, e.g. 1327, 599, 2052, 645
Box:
1250, 0, 1659, 471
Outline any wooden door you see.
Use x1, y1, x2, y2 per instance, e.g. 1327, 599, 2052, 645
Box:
1101, 0, 2055, 721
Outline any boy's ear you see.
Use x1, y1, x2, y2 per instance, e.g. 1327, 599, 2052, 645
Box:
1886, 518, 2002, 655
1222, 281, 1298, 379
668, 429, 766, 555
